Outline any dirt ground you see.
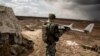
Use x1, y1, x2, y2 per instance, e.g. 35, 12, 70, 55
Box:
56, 31, 100, 56
21, 29, 100, 56
19, 18, 100, 56
21, 29, 46, 56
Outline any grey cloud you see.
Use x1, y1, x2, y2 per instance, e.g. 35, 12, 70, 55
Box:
0, 0, 11, 3
73, 0, 100, 5
46, 0, 100, 5
0, 0, 100, 21
44, 0, 100, 21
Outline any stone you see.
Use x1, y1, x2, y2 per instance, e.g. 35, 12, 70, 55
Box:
0, 5, 34, 56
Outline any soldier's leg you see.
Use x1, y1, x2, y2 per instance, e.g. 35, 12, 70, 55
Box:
46, 43, 56, 56
46, 43, 50, 56
50, 42, 56, 56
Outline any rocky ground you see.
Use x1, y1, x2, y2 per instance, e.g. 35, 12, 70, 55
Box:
56, 31, 100, 56
21, 29, 46, 56
21, 29, 100, 56
0, 5, 34, 56
19, 18, 100, 56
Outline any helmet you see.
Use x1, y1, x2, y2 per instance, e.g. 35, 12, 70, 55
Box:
48, 13, 56, 19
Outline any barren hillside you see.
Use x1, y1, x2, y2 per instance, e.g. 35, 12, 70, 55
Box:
17, 16, 100, 56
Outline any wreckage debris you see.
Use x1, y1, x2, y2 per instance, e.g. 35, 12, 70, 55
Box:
82, 44, 100, 54
0, 5, 34, 56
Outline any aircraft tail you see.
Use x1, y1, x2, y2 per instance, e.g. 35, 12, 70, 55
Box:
84, 23, 94, 33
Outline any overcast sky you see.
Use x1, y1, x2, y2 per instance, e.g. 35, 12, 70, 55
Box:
0, 0, 100, 21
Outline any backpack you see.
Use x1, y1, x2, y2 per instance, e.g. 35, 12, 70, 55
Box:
42, 23, 60, 44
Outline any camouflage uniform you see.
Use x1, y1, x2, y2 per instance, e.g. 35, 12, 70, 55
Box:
42, 14, 65, 56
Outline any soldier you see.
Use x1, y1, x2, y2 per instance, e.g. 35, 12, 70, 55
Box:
42, 14, 66, 56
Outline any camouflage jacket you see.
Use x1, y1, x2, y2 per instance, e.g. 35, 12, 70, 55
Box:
42, 22, 65, 44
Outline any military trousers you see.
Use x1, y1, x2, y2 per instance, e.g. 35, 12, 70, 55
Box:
46, 42, 56, 56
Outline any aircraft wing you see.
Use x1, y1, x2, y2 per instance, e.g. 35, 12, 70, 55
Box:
71, 23, 94, 33
71, 28, 84, 32
40, 20, 94, 33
